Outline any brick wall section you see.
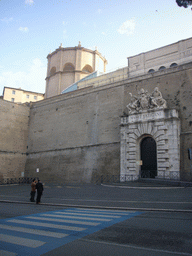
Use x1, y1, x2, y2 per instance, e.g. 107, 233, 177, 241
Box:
25, 63, 192, 182
0, 100, 30, 180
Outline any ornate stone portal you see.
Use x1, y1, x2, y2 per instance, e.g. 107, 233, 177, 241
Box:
120, 88, 180, 181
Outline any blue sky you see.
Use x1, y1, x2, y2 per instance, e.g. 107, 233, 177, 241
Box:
0, 0, 192, 94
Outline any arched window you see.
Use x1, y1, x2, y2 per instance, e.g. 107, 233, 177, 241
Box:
148, 69, 155, 73
159, 66, 166, 71
50, 67, 56, 76
82, 65, 93, 73
170, 63, 178, 68
63, 63, 75, 71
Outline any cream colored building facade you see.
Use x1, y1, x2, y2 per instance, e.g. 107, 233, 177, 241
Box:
128, 37, 192, 77
45, 42, 107, 98
3, 87, 44, 103
77, 37, 192, 90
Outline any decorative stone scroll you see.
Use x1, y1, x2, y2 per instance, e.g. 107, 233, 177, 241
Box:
127, 87, 167, 114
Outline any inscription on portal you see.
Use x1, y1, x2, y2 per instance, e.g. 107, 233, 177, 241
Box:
129, 111, 163, 123
127, 87, 167, 114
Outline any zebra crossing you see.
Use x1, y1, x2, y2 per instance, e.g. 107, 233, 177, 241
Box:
0, 208, 142, 256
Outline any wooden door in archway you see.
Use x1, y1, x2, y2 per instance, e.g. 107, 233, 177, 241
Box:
140, 137, 157, 178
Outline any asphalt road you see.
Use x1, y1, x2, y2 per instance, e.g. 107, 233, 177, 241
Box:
0, 182, 192, 255
43, 211, 192, 256
0, 182, 192, 211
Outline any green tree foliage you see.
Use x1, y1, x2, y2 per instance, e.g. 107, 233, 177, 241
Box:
176, 0, 192, 8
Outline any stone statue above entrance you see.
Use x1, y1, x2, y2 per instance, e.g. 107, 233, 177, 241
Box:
127, 87, 167, 114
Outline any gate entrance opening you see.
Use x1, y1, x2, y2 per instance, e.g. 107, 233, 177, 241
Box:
140, 137, 157, 178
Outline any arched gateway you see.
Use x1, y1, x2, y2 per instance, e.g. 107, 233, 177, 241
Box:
120, 88, 180, 181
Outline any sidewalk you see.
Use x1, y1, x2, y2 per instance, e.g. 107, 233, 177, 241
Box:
109, 178, 192, 187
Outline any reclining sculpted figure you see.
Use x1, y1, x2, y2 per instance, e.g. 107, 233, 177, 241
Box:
150, 87, 167, 108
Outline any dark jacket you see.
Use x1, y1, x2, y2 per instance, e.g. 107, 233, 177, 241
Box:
36, 181, 44, 193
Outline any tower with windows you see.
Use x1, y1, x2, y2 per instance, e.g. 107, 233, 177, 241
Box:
45, 42, 107, 98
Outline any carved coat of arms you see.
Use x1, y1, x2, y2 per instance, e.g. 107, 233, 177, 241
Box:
127, 87, 167, 114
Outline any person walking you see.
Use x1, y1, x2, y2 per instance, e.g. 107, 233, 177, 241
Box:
30, 178, 37, 202
36, 179, 44, 204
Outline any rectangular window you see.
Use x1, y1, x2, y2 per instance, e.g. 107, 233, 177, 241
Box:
26, 95, 29, 99
12, 90, 15, 95
34, 96, 37, 100
11, 98, 15, 102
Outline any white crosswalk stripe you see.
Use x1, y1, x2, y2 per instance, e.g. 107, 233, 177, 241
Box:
0, 224, 68, 238
0, 234, 46, 248
25, 216, 101, 226
41, 213, 112, 221
65, 208, 136, 215
54, 211, 121, 218
7, 219, 86, 231
0, 250, 17, 256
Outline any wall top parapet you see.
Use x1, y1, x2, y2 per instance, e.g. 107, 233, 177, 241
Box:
121, 109, 179, 125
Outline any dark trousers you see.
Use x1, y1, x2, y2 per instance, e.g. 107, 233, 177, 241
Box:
30, 191, 36, 202
36, 191, 42, 204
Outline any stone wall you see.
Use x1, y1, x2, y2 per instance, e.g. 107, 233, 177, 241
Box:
0, 100, 30, 180
25, 86, 123, 183
26, 63, 192, 182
